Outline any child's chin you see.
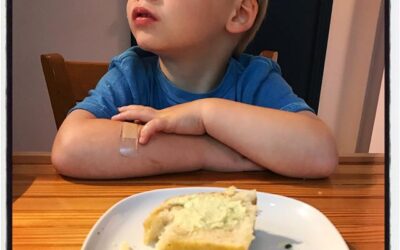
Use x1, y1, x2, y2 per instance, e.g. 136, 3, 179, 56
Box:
136, 42, 160, 53
137, 43, 168, 55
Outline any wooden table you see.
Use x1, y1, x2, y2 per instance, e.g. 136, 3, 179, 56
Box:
12, 153, 385, 249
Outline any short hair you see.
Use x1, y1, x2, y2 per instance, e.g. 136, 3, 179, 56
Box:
234, 0, 269, 56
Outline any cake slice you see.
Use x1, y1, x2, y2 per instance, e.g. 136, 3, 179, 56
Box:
143, 187, 257, 250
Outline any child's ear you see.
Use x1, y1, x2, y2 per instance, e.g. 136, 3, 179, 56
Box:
226, 0, 259, 34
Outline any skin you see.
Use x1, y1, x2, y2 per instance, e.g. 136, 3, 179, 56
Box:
52, 0, 338, 179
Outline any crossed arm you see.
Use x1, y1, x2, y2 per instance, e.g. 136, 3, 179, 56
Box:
52, 98, 337, 179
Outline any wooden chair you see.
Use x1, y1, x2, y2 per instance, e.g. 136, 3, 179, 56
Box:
41, 51, 277, 129
260, 50, 278, 62
41, 54, 108, 129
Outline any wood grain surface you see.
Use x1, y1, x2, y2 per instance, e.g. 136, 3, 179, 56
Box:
12, 158, 385, 250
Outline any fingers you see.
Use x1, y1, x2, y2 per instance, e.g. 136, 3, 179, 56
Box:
139, 119, 167, 144
111, 105, 156, 122
117, 105, 150, 112
112, 105, 169, 145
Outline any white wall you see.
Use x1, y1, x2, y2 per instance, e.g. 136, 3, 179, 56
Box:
390, 1, 400, 247
318, 0, 383, 154
12, 0, 130, 151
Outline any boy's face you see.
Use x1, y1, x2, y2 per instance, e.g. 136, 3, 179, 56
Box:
127, 0, 236, 54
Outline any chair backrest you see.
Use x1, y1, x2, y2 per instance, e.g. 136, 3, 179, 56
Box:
41, 54, 109, 128
260, 50, 278, 62
41, 50, 277, 129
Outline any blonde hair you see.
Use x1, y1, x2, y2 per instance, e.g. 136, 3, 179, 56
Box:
234, 0, 269, 56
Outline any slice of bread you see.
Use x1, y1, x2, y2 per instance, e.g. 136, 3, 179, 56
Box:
143, 187, 257, 250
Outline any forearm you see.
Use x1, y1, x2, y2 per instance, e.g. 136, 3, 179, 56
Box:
202, 99, 338, 178
53, 119, 202, 178
52, 111, 260, 179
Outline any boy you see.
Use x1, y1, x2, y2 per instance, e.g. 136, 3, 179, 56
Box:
52, 0, 338, 179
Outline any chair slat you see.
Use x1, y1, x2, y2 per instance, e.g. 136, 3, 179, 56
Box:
41, 54, 109, 129
65, 61, 108, 101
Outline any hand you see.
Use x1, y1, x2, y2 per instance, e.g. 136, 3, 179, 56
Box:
111, 100, 206, 144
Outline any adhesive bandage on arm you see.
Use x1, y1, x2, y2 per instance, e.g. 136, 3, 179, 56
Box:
120, 122, 141, 157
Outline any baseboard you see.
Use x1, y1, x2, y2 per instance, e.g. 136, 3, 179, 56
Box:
339, 153, 385, 164
12, 152, 52, 164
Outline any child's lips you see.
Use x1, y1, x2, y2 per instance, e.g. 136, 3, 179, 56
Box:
132, 7, 158, 26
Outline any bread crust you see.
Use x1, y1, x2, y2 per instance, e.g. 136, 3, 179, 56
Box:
158, 240, 249, 250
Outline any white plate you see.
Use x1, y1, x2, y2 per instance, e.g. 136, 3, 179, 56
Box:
82, 187, 349, 250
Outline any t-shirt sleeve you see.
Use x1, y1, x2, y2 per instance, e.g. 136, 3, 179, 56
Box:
70, 66, 134, 119
246, 59, 315, 113
258, 71, 315, 113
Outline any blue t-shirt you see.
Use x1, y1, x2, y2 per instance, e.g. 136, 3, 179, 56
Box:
72, 46, 313, 118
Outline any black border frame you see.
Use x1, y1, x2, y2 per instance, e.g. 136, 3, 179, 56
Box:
384, 0, 390, 249
6, 0, 12, 248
